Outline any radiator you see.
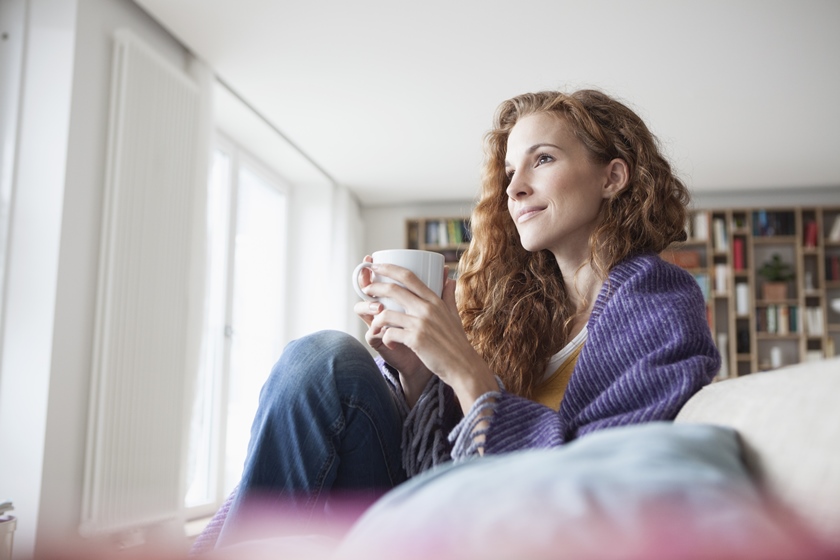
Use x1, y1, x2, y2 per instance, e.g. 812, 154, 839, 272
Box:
81, 29, 202, 537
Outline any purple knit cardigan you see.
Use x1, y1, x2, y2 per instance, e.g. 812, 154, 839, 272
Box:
191, 253, 719, 553
397, 252, 721, 473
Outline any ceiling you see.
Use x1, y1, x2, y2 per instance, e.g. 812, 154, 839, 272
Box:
133, 0, 840, 206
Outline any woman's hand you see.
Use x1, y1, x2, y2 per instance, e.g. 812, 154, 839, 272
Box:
354, 256, 433, 406
363, 262, 499, 415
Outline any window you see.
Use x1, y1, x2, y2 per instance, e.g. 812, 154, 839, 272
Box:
185, 137, 289, 516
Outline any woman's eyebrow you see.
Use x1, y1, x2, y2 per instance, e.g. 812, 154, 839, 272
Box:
526, 142, 562, 153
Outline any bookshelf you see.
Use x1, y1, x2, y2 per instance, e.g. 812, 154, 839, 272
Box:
664, 206, 840, 379
405, 217, 471, 275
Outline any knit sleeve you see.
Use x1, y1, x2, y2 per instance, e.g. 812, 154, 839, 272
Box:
483, 254, 721, 455
375, 357, 463, 477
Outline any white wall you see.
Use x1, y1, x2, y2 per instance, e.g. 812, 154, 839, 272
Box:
0, 0, 191, 556
0, 1, 79, 556
0, 1, 364, 555
0, 0, 26, 335
692, 185, 840, 209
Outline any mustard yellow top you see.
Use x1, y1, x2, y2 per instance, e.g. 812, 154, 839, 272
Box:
533, 344, 584, 411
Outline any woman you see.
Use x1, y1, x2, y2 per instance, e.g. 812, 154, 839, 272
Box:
199, 89, 719, 551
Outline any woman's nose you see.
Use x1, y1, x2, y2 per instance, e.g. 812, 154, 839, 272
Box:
505, 172, 531, 200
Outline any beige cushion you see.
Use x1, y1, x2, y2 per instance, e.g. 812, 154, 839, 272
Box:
675, 357, 840, 546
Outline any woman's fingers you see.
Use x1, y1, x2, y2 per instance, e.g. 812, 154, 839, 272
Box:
367, 263, 439, 301
355, 255, 375, 290
353, 299, 383, 326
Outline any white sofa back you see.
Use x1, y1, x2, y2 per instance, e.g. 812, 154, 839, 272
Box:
675, 357, 840, 547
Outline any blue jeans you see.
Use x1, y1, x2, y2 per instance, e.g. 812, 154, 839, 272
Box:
216, 330, 407, 546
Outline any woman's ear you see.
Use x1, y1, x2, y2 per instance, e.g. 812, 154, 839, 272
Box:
602, 158, 630, 198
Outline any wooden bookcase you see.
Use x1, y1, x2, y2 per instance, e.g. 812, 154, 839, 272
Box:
664, 206, 840, 378
405, 217, 471, 275
408, 207, 840, 377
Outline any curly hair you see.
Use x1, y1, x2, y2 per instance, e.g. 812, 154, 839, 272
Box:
456, 89, 691, 399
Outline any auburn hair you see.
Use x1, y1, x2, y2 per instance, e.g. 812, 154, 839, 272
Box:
456, 90, 690, 398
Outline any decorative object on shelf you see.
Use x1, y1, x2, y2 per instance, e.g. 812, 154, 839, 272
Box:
830, 298, 840, 315
758, 253, 794, 302
829, 214, 840, 242
663, 249, 700, 269
770, 346, 783, 369
804, 271, 815, 293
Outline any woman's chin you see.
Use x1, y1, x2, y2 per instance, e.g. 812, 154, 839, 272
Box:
519, 238, 547, 253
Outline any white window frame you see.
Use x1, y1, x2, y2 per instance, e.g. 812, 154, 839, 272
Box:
184, 132, 290, 521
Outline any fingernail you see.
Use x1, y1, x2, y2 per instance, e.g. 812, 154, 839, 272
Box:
369, 303, 382, 312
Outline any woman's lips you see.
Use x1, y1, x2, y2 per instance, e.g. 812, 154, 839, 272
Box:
517, 206, 545, 224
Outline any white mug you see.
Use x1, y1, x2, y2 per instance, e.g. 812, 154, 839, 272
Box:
352, 249, 445, 312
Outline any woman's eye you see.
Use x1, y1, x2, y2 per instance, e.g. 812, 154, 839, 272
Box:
505, 169, 515, 179
536, 154, 553, 166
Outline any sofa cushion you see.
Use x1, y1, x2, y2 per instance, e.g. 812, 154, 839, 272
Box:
334, 422, 824, 560
676, 357, 840, 548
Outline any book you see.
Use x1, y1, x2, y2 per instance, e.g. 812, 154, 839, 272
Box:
767, 304, 777, 334
777, 304, 789, 335
692, 273, 710, 302
425, 221, 438, 245
714, 264, 728, 294
437, 221, 449, 246
733, 237, 745, 270
736, 283, 749, 315
805, 307, 824, 336
804, 220, 818, 248
713, 218, 728, 251
753, 210, 795, 236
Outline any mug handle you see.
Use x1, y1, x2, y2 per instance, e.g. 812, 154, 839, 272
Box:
352, 262, 376, 302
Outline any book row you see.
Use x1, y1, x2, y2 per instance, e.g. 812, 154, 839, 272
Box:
423, 219, 471, 247
755, 304, 824, 336
687, 211, 840, 244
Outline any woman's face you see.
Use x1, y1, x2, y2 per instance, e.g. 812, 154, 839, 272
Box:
504, 112, 613, 262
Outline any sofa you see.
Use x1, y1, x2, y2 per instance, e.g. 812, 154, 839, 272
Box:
195, 356, 840, 560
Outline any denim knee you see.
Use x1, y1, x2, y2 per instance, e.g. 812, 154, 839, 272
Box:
283, 330, 370, 367
259, 330, 374, 405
